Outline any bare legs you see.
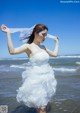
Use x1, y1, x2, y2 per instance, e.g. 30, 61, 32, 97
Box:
36, 106, 47, 113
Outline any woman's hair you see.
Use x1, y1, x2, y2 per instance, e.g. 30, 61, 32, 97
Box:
27, 24, 48, 44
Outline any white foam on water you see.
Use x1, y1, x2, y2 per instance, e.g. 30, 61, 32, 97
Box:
53, 67, 76, 72
76, 62, 80, 65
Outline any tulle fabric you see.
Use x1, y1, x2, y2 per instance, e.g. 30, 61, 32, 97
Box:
16, 51, 57, 108
10, 25, 57, 43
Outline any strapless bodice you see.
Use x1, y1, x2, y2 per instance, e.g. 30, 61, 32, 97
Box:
29, 51, 49, 66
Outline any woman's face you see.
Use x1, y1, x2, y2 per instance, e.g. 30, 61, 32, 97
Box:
35, 29, 47, 43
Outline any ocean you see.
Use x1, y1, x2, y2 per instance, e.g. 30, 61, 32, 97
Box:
0, 55, 80, 113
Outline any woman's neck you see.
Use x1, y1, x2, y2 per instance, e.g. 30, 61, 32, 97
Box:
33, 40, 40, 46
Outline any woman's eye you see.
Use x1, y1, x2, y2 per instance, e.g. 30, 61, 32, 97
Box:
42, 33, 47, 36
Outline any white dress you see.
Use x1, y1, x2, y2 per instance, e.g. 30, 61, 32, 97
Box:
16, 44, 57, 108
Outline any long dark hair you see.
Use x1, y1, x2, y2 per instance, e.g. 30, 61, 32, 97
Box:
27, 24, 48, 44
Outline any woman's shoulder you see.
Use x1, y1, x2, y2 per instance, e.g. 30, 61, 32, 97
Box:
22, 43, 30, 47
20, 43, 30, 50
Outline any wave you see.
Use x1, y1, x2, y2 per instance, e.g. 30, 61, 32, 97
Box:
58, 55, 80, 58
1, 55, 80, 61
53, 67, 77, 72
0, 57, 29, 61
76, 62, 80, 65
10, 62, 32, 69
10, 64, 77, 72
10, 57, 29, 60
10, 65, 26, 69
0, 65, 10, 72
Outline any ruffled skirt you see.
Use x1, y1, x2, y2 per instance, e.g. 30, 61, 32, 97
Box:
16, 63, 57, 108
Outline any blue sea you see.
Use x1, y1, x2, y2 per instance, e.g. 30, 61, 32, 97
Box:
0, 55, 80, 113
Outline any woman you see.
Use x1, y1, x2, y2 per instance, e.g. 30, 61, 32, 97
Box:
1, 24, 59, 113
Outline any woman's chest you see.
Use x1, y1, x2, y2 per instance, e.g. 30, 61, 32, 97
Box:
28, 43, 46, 57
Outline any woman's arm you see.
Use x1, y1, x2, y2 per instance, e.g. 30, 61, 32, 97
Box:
1, 24, 29, 55
45, 37, 59, 57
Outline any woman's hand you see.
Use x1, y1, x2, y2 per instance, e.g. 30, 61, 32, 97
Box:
54, 37, 59, 42
1, 24, 11, 33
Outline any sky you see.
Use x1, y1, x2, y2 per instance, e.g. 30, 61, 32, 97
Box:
0, 0, 80, 58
